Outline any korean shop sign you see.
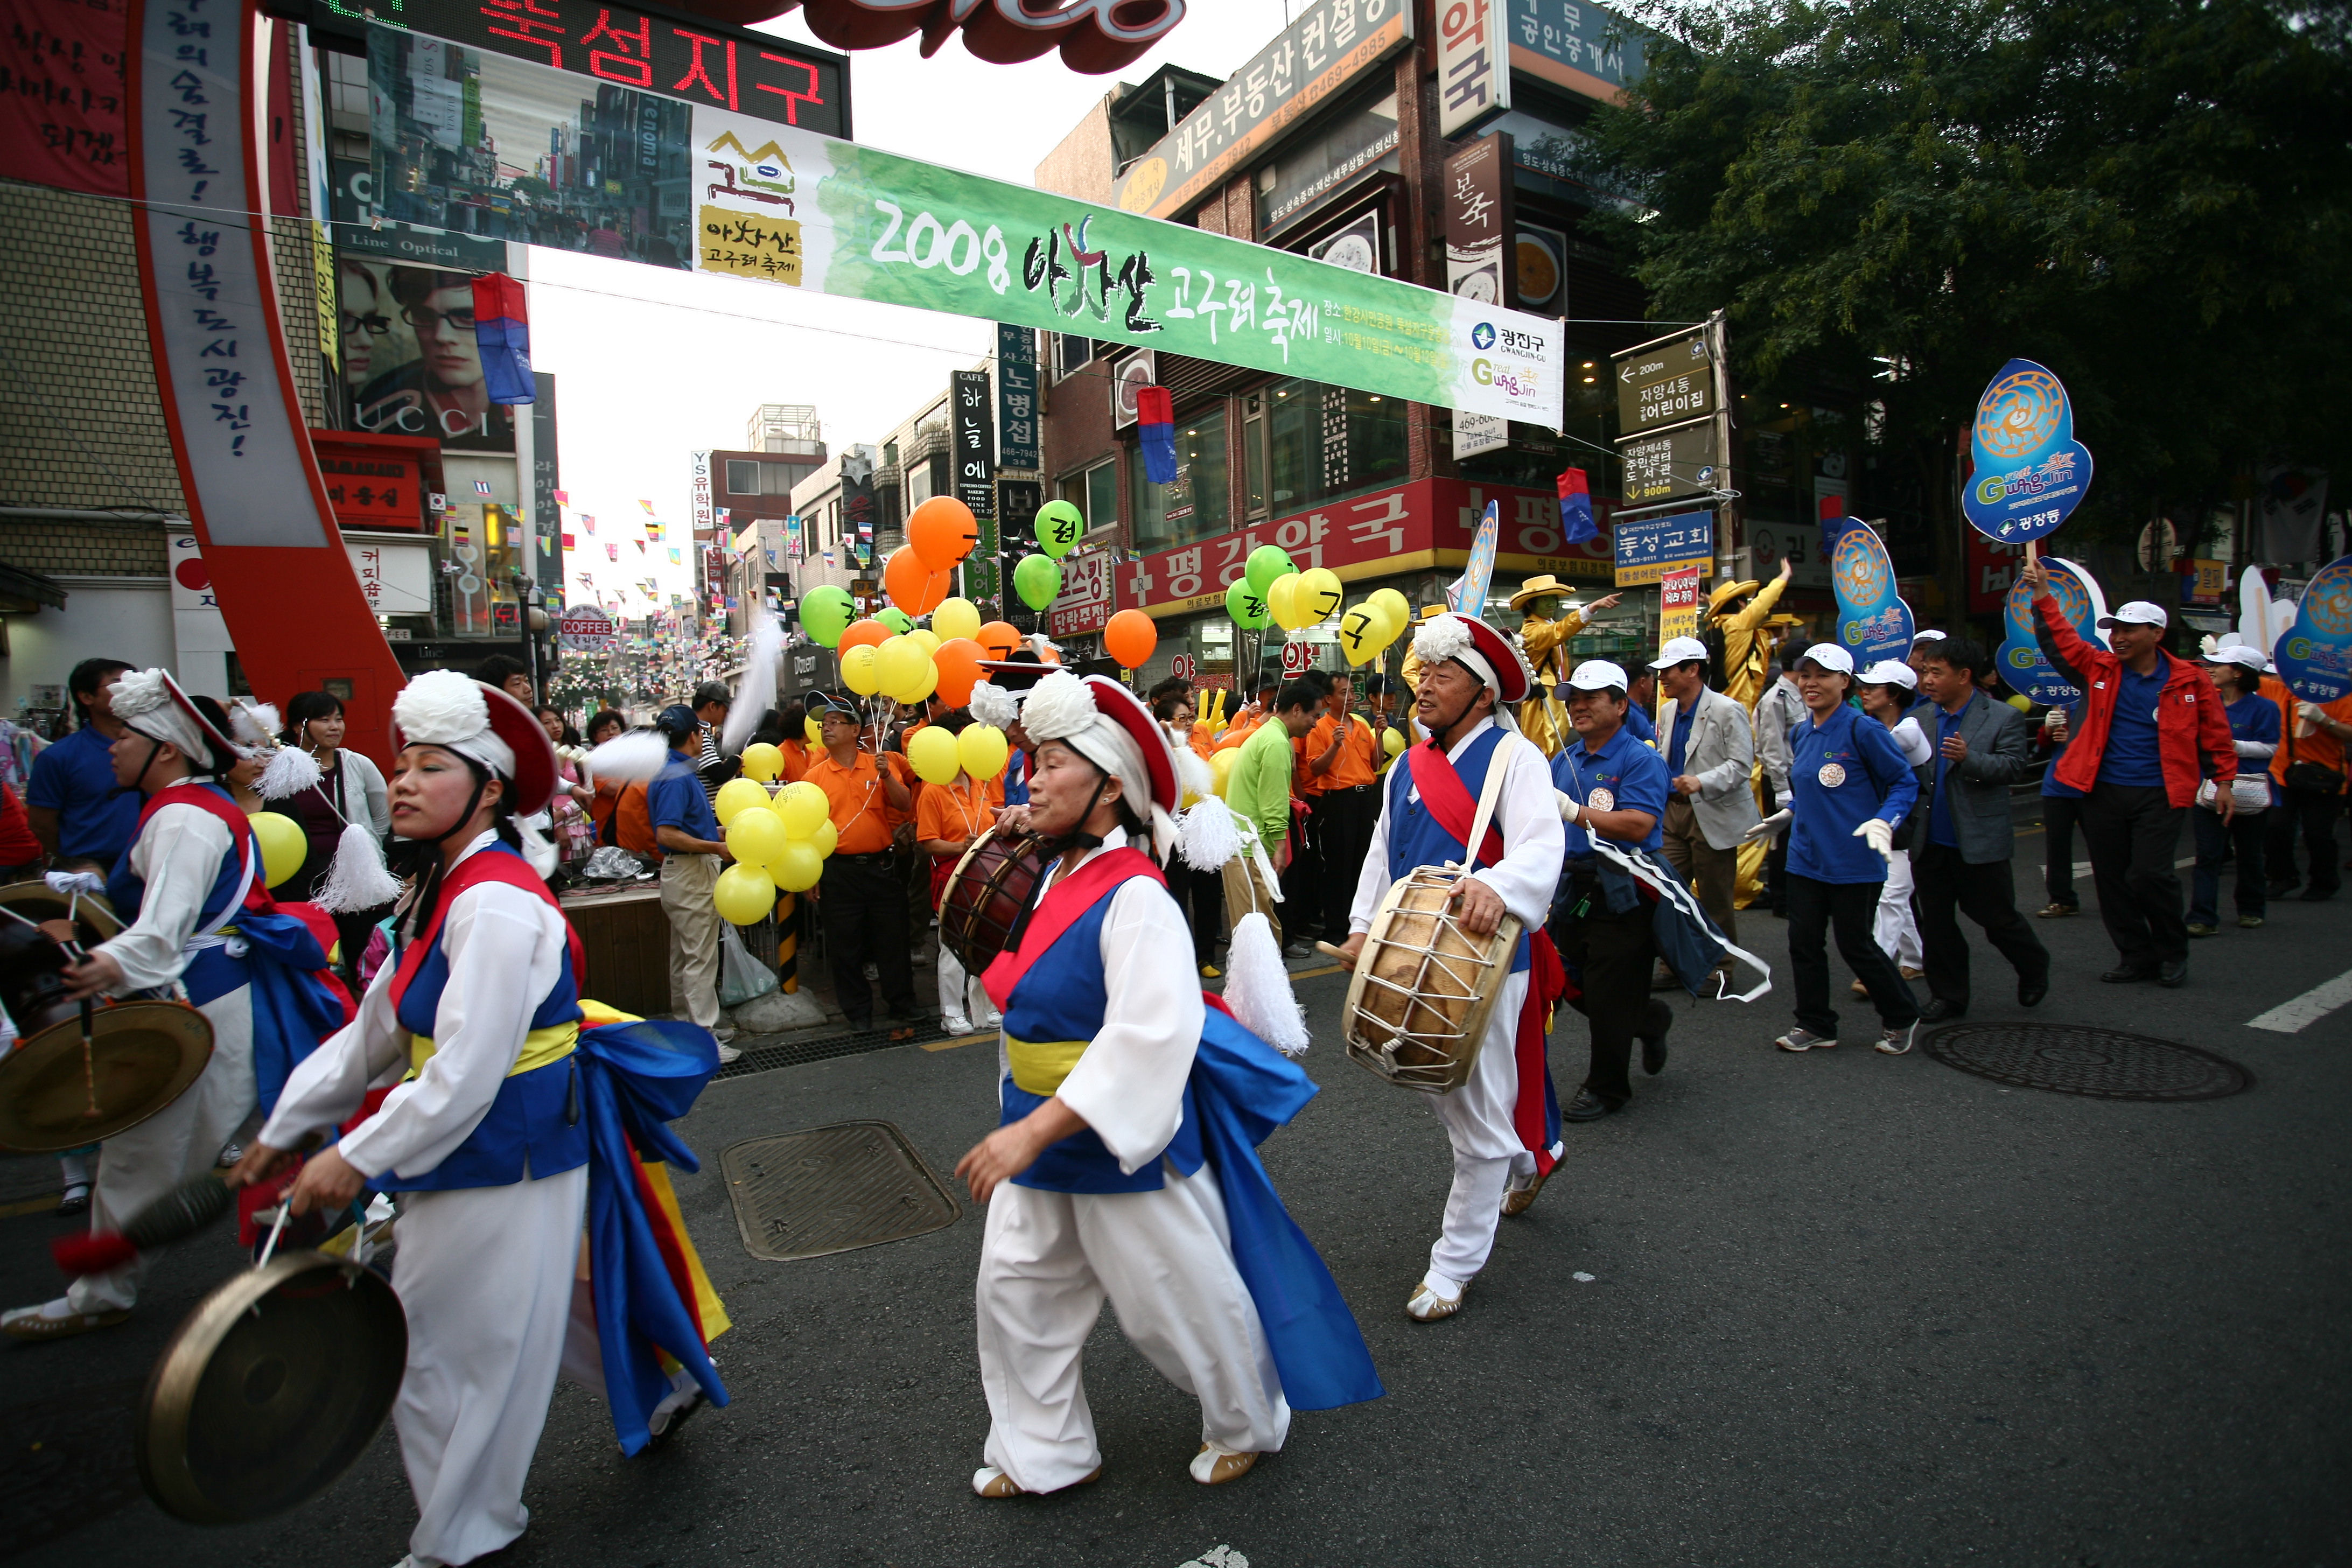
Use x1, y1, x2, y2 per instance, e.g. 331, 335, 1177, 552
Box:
1613, 327, 1712, 435
1508, 0, 1649, 106
1613, 508, 1713, 586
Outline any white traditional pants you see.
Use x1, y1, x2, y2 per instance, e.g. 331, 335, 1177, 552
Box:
1427, 970, 1536, 1290
392, 1164, 587, 1567
1874, 849, 1923, 971
67, 984, 255, 1314
975, 1165, 1290, 1494
936, 936, 997, 1031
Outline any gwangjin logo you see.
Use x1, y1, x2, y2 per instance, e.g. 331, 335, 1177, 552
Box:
1471, 322, 1496, 350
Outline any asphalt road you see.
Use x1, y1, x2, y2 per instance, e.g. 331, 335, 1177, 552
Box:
5, 825, 2349, 1568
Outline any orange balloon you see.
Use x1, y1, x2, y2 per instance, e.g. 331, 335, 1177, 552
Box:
908, 495, 979, 572
885, 547, 950, 615
933, 637, 986, 706
977, 620, 1021, 661
1104, 608, 1157, 669
838, 618, 888, 653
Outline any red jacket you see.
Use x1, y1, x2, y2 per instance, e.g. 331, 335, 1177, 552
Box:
2034, 595, 2234, 806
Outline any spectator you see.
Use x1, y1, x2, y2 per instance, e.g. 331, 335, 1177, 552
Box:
471, 654, 535, 708
691, 680, 734, 802
1647, 634, 1758, 988
776, 702, 813, 782
2025, 556, 2237, 986
0, 782, 42, 878
2264, 668, 2352, 902
1906, 635, 2049, 1021
581, 709, 628, 838
1225, 680, 1320, 955
1302, 671, 1381, 949
26, 657, 139, 869
914, 713, 1000, 1034
802, 691, 921, 1037
536, 706, 596, 865
647, 705, 735, 1057
2034, 702, 2086, 918
277, 690, 393, 896
2188, 646, 2280, 934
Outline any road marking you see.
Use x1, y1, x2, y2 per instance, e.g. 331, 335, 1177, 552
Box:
0, 1193, 61, 1219
2247, 969, 2352, 1033
922, 1030, 994, 1053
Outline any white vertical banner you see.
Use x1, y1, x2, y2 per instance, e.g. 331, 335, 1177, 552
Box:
1437, 0, 1510, 138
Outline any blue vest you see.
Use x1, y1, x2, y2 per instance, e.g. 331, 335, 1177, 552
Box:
997, 883, 1203, 1194
108, 783, 251, 1007
385, 844, 590, 1192
1382, 729, 1530, 974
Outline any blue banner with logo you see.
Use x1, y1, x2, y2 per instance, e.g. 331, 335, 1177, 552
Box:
1611, 508, 1712, 587
1826, 516, 1914, 668
2278, 554, 2352, 703
1963, 359, 2095, 544
1998, 556, 2109, 704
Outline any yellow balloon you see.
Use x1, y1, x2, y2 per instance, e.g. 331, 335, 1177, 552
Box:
725, 805, 788, 869
932, 597, 982, 642
895, 656, 939, 704
873, 635, 926, 700
714, 776, 768, 827
908, 724, 962, 786
712, 863, 777, 925
741, 741, 783, 783
1297, 567, 1344, 624
1338, 605, 1383, 666
957, 723, 1009, 781
775, 780, 828, 838
1369, 587, 1411, 638
771, 839, 824, 892
1209, 748, 1237, 799
906, 627, 941, 657
1265, 572, 1302, 631
804, 714, 822, 744
249, 811, 305, 888
808, 818, 838, 859
1382, 726, 1405, 756
841, 643, 881, 696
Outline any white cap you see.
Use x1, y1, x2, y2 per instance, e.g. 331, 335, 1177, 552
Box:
1648, 635, 1709, 670
1796, 642, 1856, 675
1859, 659, 1919, 690
1564, 659, 1630, 692
2206, 644, 2266, 673
1911, 629, 1947, 643
2099, 601, 2169, 630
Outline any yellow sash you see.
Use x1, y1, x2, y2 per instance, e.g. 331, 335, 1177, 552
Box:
407, 1020, 579, 1080
1006, 1036, 1088, 1096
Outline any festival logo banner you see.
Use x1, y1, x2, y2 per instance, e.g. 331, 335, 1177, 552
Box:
1962, 359, 2095, 544
1826, 516, 1916, 668
1998, 556, 2110, 704
2277, 554, 2352, 703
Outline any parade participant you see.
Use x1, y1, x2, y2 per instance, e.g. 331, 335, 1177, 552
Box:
915, 715, 1002, 1033
958, 670, 1380, 1496
1853, 661, 1930, 991
2035, 702, 2087, 918
803, 691, 921, 1035
2265, 673, 2352, 902
1303, 671, 1381, 944
1648, 634, 1759, 986
25, 655, 139, 869
1907, 635, 2049, 1021
1550, 660, 1674, 1122
2025, 552, 2237, 986
232, 671, 727, 1567
1623, 665, 1660, 744
1335, 613, 1566, 1321
1747, 644, 1921, 1056
1711, 558, 1794, 907
1906, 629, 1948, 687
3, 669, 345, 1340
648, 705, 734, 1056
1507, 577, 1623, 755
1752, 638, 1808, 914
2187, 644, 2280, 934
1226, 682, 1319, 954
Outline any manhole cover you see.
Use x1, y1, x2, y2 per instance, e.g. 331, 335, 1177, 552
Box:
1923, 1023, 2253, 1101
720, 1121, 960, 1261
0, 1378, 146, 1557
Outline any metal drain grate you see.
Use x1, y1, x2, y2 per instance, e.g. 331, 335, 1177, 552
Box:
713, 1019, 954, 1080
719, 1121, 961, 1261
1923, 1023, 2253, 1101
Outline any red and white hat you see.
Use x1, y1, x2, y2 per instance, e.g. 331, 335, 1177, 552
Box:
390, 670, 559, 815
1017, 670, 1180, 857
1410, 612, 1534, 705
109, 667, 240, 772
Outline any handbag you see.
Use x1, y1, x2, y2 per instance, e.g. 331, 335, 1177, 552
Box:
2281, 722, 2345, 794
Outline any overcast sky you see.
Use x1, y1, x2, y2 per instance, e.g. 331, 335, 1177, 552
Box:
532, 3, 1292, 608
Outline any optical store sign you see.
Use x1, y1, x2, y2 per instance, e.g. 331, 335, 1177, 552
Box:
362, 19, 1564, 426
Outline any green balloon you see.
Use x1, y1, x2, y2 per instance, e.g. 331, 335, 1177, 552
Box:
1034, 499, 1086, 559
1225, 578, 1269, 628
876, 607, 915, 634
1244, 544, 1295, 595
1014, 552, 1062, 612
800, 584, 854, 647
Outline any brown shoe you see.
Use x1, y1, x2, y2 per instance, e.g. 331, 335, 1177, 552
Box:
1, 1303, 131, 1341
1500, 1166, 1550, 1216
1191, 1445, 1258, 1485
971, 1464, 1100, 1497
1405, 1275, 1468, 1321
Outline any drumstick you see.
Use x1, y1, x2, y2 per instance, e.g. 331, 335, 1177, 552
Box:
1314, 940, 1356, 970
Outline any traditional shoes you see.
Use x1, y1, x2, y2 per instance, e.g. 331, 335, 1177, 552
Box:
1, 1300, 131, 1341
1190, 1443, 1257, 1485
1405, 1272, 1468, 1322
971, 1464, 1101, 1497
1500, 1168, 1550, 1216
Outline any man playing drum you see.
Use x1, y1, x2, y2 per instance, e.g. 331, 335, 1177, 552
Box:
1333, 613, 1569, 1324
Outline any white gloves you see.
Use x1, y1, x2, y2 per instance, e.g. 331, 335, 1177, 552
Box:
1556, 791, 1582, 823
2234, 738, 2275, 759
1742, 809, 1792, 843
1774, 789, 1794, 810
1853, 816, 1896, 863
2298, 702, 2330, 726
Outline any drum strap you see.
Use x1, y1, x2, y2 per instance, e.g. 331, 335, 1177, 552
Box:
1404, 740, 1508, 870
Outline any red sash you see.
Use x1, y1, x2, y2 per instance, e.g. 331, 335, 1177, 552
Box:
139, 782, 274, 918
387, 845, 586, 1016
1404, 741, 1506, 869
980, 846, 1164, 1011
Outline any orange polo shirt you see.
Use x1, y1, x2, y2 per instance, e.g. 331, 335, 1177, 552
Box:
2269, 676, 2352, 781
776, 739, 812, 783
1215, 712, 1264, 752
1305, 712, 1380, 790
803, 749, 897, 855
915, 774, 992, 851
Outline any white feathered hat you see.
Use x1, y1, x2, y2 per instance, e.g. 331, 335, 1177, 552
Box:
390, 671, 559, 815
1018, 671, 1180, 859
109, 667, 239, 771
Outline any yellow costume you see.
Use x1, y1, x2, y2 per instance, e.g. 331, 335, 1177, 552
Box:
1507, 575, 1595, 758
1707, 567, 1791, 905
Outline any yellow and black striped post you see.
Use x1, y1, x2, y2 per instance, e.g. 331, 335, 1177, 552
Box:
775, 891, 797, 993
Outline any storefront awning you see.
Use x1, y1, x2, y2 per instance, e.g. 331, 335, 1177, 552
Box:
0, 562, 68, 613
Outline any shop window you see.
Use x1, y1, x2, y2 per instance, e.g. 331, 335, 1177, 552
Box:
1060, 459, 1118, 534
1256, 379, 1407, 515
1053, 334, 1104, 382
1133, 411, 1230, 554
725, 459, 760, 495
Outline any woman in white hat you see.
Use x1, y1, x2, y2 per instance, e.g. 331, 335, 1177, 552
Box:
1852, 659, 1932, 990
2188, 643, 2280, 934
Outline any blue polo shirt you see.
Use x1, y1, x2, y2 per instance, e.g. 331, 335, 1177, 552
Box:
1928, 692, 1975, 849
1667, 704, 1696, 776
1623, 705, 1655, 744
1787, 704, 1919, 885
1552, 722, 1669, 855
26, 725, 139, 864
2098, 666, 2166, 787
647, 751, 719, 844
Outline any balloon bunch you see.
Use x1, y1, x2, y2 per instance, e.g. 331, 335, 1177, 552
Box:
1006, 498, 1086, 612
712, 777, 837, 921
1222, 547, 1410, 664
906, 723, 1012, 787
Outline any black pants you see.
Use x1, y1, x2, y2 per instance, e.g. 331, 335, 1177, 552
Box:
1180, 866, 1225, 965
1316, 784, 1378, 937
1550, 886, 1670, 1107
820, 854, 919, 1025
2265, 784, 2344, 895
1786, 872, 1919, 1038
2081, 782, 2189, 969
1912, 843, 2048, 1008
2191, 806, 2267, 923
2042, 794, 2083, 908
1764, 828, 1789, 914
1280, 799, 1322, 939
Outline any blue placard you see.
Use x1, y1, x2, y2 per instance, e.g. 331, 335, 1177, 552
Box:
1997, 556, 2110, 704
2278, 554, 2352, 703
1963, 358, 2095, 543
1612, 508, 1712, 586
1825, 516, 1915, 668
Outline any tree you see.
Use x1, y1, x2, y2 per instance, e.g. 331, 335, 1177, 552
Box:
1583, 0, 2352, 559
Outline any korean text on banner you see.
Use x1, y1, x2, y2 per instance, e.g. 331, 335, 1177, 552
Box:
1613, 509, 1712, 587
1658, 564, 1702, 645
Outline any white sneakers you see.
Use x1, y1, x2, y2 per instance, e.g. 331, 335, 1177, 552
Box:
1776, 1025, 1915, 1054
1876, 1022, 1918, 1055
1774, 1028, 1835, 1052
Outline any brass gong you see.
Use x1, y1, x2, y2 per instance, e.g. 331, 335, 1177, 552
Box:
0, 1002, 214, 1152
138, 1249, 408, 1524
0, 876, 124, 940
